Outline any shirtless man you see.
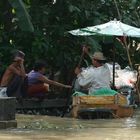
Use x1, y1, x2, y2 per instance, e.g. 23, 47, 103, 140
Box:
0, 51, 26, 97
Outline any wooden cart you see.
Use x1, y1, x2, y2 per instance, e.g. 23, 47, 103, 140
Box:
71, 94, 134, 119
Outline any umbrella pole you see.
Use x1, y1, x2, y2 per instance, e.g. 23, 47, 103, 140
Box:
112, 45, 115, 89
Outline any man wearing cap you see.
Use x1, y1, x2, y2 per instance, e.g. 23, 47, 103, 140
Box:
75, 51, 111, 94
0, 51, 26, 97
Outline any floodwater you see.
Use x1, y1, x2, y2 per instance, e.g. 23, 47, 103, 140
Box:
0, 110, 140, 140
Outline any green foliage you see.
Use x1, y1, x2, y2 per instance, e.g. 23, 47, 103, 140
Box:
8, 0, 34, 32
0, 0, 140, 83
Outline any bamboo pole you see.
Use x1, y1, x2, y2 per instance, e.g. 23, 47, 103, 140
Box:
136, 65, 140, 103
123, 38, 133, 69
113, 0, 122, 21
116, 37, 133, 69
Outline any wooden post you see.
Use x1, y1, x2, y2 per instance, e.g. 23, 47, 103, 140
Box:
0, 97, 17, 129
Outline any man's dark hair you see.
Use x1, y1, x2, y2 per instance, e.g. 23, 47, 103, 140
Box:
34, 61, 46, 71
16, 50, 25, 58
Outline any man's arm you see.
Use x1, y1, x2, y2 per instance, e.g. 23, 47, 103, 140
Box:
38, 75, 71, 88
9, 64, 26, 77
82, 46, 92, 64
77, 73, 93, 87
75, 67, 93, 87
20, 61, 26, 77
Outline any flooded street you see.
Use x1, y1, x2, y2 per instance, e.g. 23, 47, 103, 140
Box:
0, 109, 140, 140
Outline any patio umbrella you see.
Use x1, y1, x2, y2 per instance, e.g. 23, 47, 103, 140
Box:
68, 20, 140, 89
69, 20, 140, 37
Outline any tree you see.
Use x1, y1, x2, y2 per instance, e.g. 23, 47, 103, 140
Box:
0, 0, 140, 83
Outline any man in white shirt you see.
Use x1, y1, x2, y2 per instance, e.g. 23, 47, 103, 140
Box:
75, 51, 111, 94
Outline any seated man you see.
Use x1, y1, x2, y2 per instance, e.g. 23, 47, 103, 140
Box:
0, 51, 26, 97
27, 61, 71, 97
75, 52, 111, 94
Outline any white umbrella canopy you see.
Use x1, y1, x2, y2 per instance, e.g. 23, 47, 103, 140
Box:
69, 20, 140, 89
69, 20, 140, 37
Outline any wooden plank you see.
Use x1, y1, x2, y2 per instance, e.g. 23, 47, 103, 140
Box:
73, 95, 127, 106
73, 96, 115, 105
117, 94, 128, 105
16, 98, 67, 109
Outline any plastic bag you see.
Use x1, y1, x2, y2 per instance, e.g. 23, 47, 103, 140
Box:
106, 63, 137, 89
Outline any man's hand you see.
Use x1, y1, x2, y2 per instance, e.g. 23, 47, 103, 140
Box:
19, 58, 24, 64
75, 67, 81, 75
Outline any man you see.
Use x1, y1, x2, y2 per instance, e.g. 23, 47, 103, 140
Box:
75, 51, 111, 94
0, 51, 26, 97
27, 61, 71, 97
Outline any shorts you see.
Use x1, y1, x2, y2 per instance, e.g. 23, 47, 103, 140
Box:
28, 84, 49, 97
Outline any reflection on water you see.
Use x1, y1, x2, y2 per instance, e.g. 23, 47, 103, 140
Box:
0, 109, 140, 140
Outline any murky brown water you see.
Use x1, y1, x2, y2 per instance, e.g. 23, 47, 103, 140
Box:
0, 109, 140, 140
